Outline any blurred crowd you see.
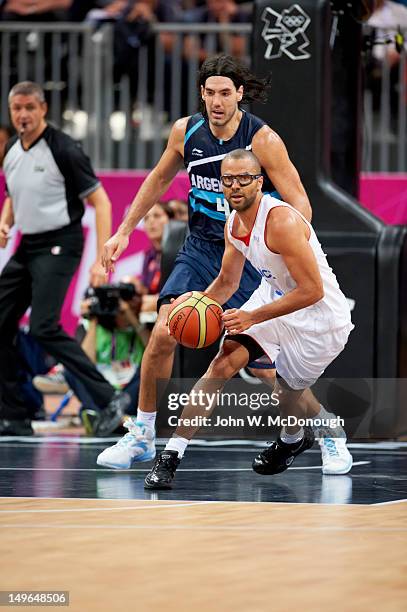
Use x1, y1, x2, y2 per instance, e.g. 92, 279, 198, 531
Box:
0, 1, 253, 24
366, 0, 407, 126
0, 0, 254, 120
1, 0, 405, 131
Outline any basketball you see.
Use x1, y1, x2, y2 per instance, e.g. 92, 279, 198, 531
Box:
167, 291, 223, 349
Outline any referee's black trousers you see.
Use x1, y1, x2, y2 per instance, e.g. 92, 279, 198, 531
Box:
0, 236, 115, 420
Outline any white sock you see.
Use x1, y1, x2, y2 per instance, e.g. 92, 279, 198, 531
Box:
312, 404, 344, 438
280, 427, 304, 444
136, 409, 156, 429
165, 436, 189, 458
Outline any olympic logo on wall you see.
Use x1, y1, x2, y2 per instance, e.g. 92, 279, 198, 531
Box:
282, 15, 306, 28
261, 4, 311, 61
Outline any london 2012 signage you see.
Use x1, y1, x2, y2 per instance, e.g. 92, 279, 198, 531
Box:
261, 4, 311, 61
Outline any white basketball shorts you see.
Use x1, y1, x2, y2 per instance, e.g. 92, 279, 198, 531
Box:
234, 288, 354, 390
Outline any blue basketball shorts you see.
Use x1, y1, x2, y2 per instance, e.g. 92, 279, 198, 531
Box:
159, 234, 259, 309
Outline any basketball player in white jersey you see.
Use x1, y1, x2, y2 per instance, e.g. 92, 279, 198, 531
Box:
144, 149, 354, 490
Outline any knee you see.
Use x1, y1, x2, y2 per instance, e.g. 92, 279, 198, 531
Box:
273, 376, 303, 412
207, 350, 240, 380
148, 319, 176, 356
248, 367, 276, 387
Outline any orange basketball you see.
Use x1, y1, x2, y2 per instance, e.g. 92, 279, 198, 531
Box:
167, 291, 224, 349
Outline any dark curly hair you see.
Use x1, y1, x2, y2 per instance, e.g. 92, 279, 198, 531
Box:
198, 54, 271, 115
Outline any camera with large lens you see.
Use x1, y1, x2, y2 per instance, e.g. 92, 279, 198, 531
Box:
84, 283, 137, 318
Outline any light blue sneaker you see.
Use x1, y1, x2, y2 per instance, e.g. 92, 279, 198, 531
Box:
319, 437, 353, 475
315, 420, 353, 475
96, 418, 156, 469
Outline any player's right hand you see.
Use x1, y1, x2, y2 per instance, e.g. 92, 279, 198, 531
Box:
101, 232, 129, 273
0, 223, 10, 249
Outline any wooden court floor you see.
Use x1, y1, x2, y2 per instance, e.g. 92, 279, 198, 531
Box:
0, 497, 406, 612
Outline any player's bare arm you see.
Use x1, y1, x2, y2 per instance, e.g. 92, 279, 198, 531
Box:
223, 208, 323, 333
101, 117, 188, 272
205, 226, 246, 306
252, 127, 312, 222
86, 186, 112, 286
0, 197, 14, 249
117, 117, 187, 237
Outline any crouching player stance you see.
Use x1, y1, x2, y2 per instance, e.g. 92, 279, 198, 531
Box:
144, 149, 354, 489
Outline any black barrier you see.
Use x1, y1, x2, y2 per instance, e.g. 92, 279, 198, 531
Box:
252, 0, 374, 230
249, 0, 407, 437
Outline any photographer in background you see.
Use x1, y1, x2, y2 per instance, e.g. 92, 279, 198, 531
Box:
36, 279, 149, 430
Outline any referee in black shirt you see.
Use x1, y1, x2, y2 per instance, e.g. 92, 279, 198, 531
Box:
0, 81, 129, 436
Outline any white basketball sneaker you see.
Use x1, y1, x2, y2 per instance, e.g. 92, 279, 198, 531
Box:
313, 415, 353, 475
318, 437, 353, 475
96, 418, 156, 469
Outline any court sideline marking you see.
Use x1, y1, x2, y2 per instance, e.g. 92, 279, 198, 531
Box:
0, 461, 370, 472
1, 523, 406, 533
0, 495, 400, 508
0, 501, 215, 514
371, 498, 407, 506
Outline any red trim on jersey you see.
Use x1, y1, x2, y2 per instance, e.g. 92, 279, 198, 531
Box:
230, 200, 261, 246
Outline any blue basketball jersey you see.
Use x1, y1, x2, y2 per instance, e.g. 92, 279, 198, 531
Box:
184, 111, 277, 241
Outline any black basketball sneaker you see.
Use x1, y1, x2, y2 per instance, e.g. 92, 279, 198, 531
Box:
252, 427, 315, 475
144, 450, 181, 489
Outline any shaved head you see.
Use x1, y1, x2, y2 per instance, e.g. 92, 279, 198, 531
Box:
221, 149, 261, 174
220, 149, 263, 212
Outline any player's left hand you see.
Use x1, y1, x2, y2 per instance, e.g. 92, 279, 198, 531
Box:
222, 308, 254, 334
89, 260, 107, 287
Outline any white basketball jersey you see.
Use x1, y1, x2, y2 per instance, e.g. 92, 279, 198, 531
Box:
226, 195, 352, 333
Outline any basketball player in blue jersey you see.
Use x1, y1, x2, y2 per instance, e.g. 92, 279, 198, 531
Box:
98, 55, 352, 475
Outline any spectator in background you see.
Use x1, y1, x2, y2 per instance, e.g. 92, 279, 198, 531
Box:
366, 0, 407, 127
70, 0, 181, 108
139, 201, 172, 313
113, 0, 180, 107
1, 2, 74, 108
160, 199, 189, 291
69, 0, 126, 21
1, 0, 73, 20
0, 126, 13, 168
368, 1, 407, 54
70, 0, 182, 22
183, 0, 250, 61
167, 199, 188, 222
